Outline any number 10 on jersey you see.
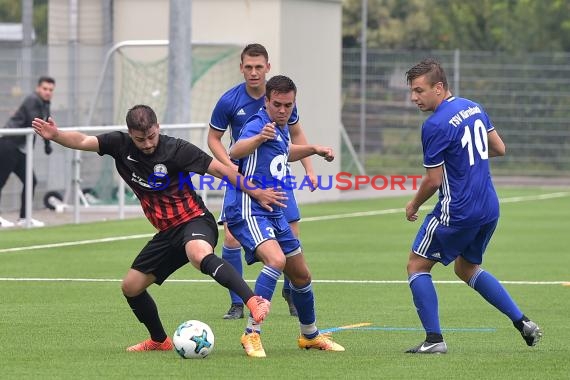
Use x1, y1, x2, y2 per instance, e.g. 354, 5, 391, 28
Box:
461, 119, 489, 166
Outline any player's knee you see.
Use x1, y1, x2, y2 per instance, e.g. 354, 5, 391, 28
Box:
291, 272, 311, 286
454, 262, 477, 283
223, 234, 241, 248
121, 279, 142, 297
263, 255, 286, 271
406, 252, 432, 274
454, 269, 470, 283
406, 260, 419, 275
187, 250, 210, 270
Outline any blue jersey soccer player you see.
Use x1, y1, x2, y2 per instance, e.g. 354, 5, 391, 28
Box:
225, 75, 344, 358
403, 58, 542, 354
209, 43, 317, 319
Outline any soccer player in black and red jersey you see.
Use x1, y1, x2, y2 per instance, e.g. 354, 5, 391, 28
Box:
32, 104, 285, 352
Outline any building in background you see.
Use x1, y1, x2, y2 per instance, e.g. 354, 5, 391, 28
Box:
0, 0, 343, 214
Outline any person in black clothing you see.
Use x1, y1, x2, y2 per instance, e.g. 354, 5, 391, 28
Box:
32, 104, 284, 352
0, 76, 55, 228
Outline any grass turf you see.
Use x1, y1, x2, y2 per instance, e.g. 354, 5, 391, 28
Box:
0, 187, 568, 379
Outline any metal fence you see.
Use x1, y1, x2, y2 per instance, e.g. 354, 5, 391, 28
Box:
342, 49, 570, 177
0, 43, 238, 215
2, 46, 570, 216
0, 123, 208, 226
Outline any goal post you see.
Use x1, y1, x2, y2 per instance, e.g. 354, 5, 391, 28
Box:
79, 41, 242, 205
87, 40, 243, 126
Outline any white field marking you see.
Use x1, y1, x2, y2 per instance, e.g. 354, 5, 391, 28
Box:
498, 191, 570, 203
0, 234, 153, 253
1, 191, 568, 255
0, 278, 567, 285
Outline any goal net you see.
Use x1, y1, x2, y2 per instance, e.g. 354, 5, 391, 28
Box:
115, 43, 243, 125
84, 43, 243, 204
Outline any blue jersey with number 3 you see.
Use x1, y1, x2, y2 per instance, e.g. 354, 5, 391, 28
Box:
225, 107, 290, 221
422, 96, 499, 227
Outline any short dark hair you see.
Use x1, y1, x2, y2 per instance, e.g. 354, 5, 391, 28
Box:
38, 76, 55, 86
241, 43, 269, 62
265, 75, 297, 99
125, 104, 158, 132
406, 58, 448, 90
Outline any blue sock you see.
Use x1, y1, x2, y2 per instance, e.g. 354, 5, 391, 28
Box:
408, 272, 441, 335
254, 265, 281, 302
222, 246, 243, 304
290, 282, 316, 326
469, 268, 524, 322
282, 276, 291, 293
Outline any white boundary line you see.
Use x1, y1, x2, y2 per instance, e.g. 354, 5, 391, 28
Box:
0, 277, 567, 285
0, 191, 568, 254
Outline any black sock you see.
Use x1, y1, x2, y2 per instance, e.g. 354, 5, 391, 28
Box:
513, 314, 530, 332
426, 332, 444, 343
200, 253, 254, 304
125, 290, 167, 343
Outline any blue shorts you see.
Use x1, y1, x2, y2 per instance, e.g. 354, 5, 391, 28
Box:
283, 187, 300, 223
412, 214, 498, 266
218, 186, 300, 224
227, 215, 301, 265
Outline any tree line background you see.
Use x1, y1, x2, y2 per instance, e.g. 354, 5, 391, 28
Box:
340, 1, 570, 176
342, 0, 570, 52
2, 0, 570, 52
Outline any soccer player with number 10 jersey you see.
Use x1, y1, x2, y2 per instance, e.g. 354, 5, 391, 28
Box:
403, 58, 542, 354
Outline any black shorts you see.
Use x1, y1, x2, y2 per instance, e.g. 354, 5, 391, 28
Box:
131, 212, 219, 285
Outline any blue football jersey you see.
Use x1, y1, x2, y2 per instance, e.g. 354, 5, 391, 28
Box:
422, 96, 499, 227
209, 82, 299, 163
225, 107, 291, 220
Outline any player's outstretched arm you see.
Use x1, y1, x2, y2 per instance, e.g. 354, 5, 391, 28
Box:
289, 144, 334, 163
230, 122, 276, 159
206, 158, 287, 211
32, 117, 100, 152
290, 122, 317, 191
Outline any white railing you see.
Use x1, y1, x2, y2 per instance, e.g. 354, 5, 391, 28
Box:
0, 123, 208, 227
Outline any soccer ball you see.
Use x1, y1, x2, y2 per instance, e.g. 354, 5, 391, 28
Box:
173, 320, 215, 359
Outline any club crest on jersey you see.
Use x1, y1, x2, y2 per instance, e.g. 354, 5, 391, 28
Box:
148, 164, 169, 191
153, 164, 168, 177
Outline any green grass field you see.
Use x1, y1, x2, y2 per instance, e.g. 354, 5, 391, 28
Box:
1, 188, 569, 379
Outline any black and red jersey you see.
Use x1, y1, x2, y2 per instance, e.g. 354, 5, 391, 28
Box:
97, 131, 213, 231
